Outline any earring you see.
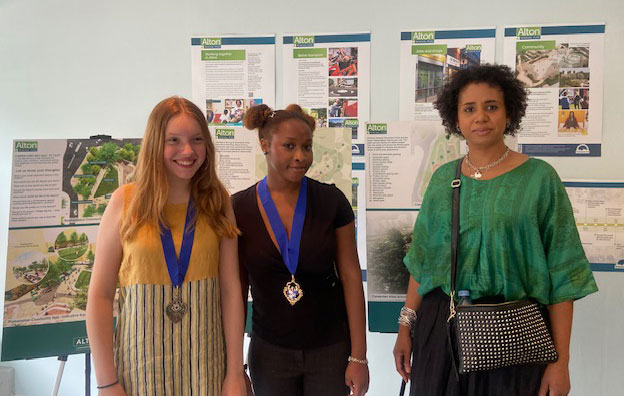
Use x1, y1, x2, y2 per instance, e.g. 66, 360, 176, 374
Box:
263, 151, 268, 155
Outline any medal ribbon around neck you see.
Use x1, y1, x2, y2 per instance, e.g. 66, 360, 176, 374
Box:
160, 196, 196, 322
258, 176, 307, 305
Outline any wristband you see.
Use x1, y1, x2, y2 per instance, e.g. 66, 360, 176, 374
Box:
97, 379, 119, 389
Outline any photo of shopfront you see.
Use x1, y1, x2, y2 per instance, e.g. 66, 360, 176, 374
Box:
414, 54, 445, 103
446, 47, 481, 79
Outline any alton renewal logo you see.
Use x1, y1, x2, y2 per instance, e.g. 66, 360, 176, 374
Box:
15, 141, 38, 152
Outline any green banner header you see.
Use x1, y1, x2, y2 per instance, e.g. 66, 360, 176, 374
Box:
293, 48, 327, 59
15, 141, 38, 152
367, 123, 388, 134
516, 40, 556, 52
215, 128, 235, 139
201, 50, 246, 61
343, 119, 359, 127
516, 27, 541, 40
294, 35, 314, 47
465, 44, 482, 52
411, 44, 447, 55
200, 37, 222, 48
412, 31, 435, 43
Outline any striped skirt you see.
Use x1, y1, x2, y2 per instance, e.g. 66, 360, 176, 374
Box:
114, 278, 225, 396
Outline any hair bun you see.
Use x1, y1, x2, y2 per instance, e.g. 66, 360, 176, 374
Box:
285, 104, 316, 131
284, 104, 304, 113
243, 104, 273, 130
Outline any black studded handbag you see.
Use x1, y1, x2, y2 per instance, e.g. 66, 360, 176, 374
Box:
447, 158, 558, 374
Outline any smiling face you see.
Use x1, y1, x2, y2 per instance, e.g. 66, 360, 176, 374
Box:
261, 119, 313, 185
457, 82, 509, 149
162, 113, 207, 188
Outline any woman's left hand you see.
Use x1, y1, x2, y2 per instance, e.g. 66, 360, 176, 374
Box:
538, 360, 570, 396
345, 361, 369, 396
222, 372, 251, 396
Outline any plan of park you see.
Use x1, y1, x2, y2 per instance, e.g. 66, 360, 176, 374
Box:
9, 138, 141, 228
305, 127, 352, 201
3, 138, 138, 356
63, 138, 140, 221
4, 227, 99, 327
565, 183, 624, 269
365, 121, 461, 302
410, 126, 461, 206
366, 121, 460, 210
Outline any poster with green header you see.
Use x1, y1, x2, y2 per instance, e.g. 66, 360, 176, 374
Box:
282, 32, 370, 271
503, 24, 605, 157
364, 121, 460, 332
282, 32, 370, 159
2, 137, 140, 361
399, 27, 496, 121
191, 35, 275, 127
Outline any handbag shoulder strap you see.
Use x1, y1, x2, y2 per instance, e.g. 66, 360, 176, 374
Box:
450, 158, 463, 305
447, 158, 464, 381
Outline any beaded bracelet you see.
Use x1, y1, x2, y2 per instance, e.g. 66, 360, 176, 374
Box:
397, 306, 417, 328
97, 379, 119, 389
348, 356, 368, 365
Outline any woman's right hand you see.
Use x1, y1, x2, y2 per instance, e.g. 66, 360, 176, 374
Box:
98, 382, 126, 396
393, 325, 412, 383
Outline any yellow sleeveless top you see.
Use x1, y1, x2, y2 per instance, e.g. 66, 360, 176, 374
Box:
114, 184, 225, 396
118, 183, 220, 286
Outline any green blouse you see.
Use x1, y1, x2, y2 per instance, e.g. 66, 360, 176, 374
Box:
404, 158, 598, 305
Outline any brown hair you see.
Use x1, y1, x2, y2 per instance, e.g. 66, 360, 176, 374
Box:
120, 96, 239, 242
243, 104, 316, 140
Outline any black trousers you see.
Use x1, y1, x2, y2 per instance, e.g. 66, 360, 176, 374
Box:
410, 288, 547, 396
248, 334, 350, 396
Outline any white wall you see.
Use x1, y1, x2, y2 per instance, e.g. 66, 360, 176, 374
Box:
1, 0, 622, 394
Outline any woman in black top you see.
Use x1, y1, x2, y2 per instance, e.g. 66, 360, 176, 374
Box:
232, 104, 369, 396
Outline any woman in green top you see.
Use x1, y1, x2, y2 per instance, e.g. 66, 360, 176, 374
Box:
392, 64, 598, 396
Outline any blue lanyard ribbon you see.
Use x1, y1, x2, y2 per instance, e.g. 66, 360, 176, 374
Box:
258, 177, 307, 275
160, 197, 196, 288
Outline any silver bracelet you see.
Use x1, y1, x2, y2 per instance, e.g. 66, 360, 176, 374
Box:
398, 306, 417, 328
348, 355, 368, 365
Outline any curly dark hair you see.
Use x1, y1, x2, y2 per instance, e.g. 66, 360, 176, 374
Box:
433, 64, 527, 137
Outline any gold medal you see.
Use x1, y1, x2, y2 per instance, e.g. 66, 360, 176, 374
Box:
283, 275, 303, 306
166, 287, 187, 323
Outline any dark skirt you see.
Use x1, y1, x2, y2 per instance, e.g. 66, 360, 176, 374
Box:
409, 288, 547, 396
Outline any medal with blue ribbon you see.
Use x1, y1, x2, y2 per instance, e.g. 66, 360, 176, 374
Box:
258, 176, 307, 306
160, 197, 196, 322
